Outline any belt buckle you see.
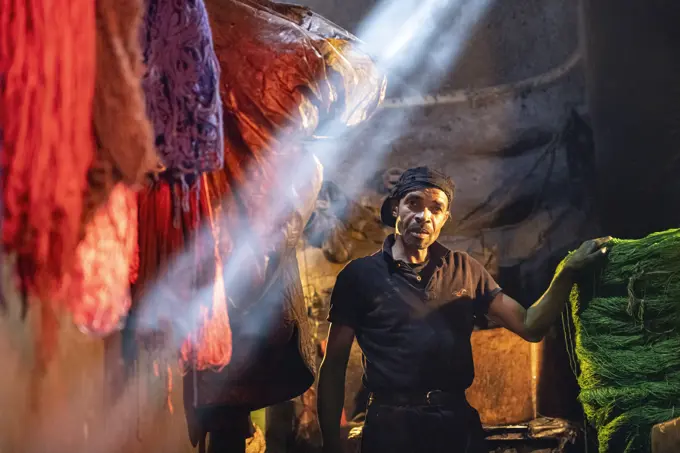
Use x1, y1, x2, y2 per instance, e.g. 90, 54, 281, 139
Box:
426, 390, 441, 405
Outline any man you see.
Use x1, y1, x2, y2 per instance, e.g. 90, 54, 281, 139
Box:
317, 166, 609, 453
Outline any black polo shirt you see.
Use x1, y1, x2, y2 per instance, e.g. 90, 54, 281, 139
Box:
328, 235, 502, 393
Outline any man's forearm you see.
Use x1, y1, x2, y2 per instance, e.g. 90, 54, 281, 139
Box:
524, 267, 575, 340
317, 362, 346, 453
491, 238, 608, 342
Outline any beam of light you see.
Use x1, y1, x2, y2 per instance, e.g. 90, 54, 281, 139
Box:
135, 0, 494, 370
364, 0, 448, 63
330, 0, 493, 203
10, 0, 494, 450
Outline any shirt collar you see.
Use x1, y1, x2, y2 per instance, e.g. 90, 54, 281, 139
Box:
381, 234, 450, 267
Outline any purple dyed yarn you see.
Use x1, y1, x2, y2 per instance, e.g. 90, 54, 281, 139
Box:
142, 0, 224, 178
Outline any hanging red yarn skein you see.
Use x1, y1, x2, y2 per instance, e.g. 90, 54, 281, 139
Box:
0, 0, 96, 303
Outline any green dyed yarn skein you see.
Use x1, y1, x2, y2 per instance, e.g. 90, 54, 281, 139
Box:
561, 229, 680, 453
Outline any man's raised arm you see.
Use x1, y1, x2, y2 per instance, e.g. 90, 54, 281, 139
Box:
488, 237, 610, 342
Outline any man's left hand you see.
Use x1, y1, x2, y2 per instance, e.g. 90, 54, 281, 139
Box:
563, 236, 612, 272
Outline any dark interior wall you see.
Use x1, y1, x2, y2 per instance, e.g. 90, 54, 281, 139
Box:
299, 0, 586, 234
582, 0, 680, 238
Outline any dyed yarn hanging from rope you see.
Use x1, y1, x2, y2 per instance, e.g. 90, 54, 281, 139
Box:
68, 0, 159, 336
63, 0, 161, 335
86, 0, 159, 225
179, 172, 233, 371
66, 183, 138, 335
141, 0, 224, 183
562, 229, 680, 453
0, 0, 96, 301
133, 175, 233, 371
132, 0, 226, 360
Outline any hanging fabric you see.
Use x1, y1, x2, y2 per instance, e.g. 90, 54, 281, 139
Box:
177, 6, 385, 448
131, 6, 386, 434
164, 0, 386, 373
1, 0, 161, 382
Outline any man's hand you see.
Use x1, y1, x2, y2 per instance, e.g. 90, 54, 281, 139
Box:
563, 236, 612, 272
489, 236, 612, 343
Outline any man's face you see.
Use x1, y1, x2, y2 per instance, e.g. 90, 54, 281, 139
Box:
394, 187, 450, 250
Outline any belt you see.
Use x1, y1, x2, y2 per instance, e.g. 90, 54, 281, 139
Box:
368, 390, 465, 408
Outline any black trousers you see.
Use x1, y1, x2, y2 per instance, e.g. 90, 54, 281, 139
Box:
361, 400, 487, 453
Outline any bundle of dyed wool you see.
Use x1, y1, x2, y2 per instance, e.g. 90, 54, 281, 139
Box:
1, 0, 157, 365
0, 0, 96, 301
141, 0, 224, 185
63, 0, 160, 336
134, 174, 233, 372
66, 183, 138, 335
563, 229, 680, 453
88, 0, 159, 222
133, 0, 228, 371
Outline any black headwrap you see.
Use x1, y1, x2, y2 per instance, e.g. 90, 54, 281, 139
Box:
380, 166, 455, 228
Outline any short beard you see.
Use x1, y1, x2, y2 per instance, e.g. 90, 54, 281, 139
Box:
396, 219, 434, 250
401, 232, 432, 250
